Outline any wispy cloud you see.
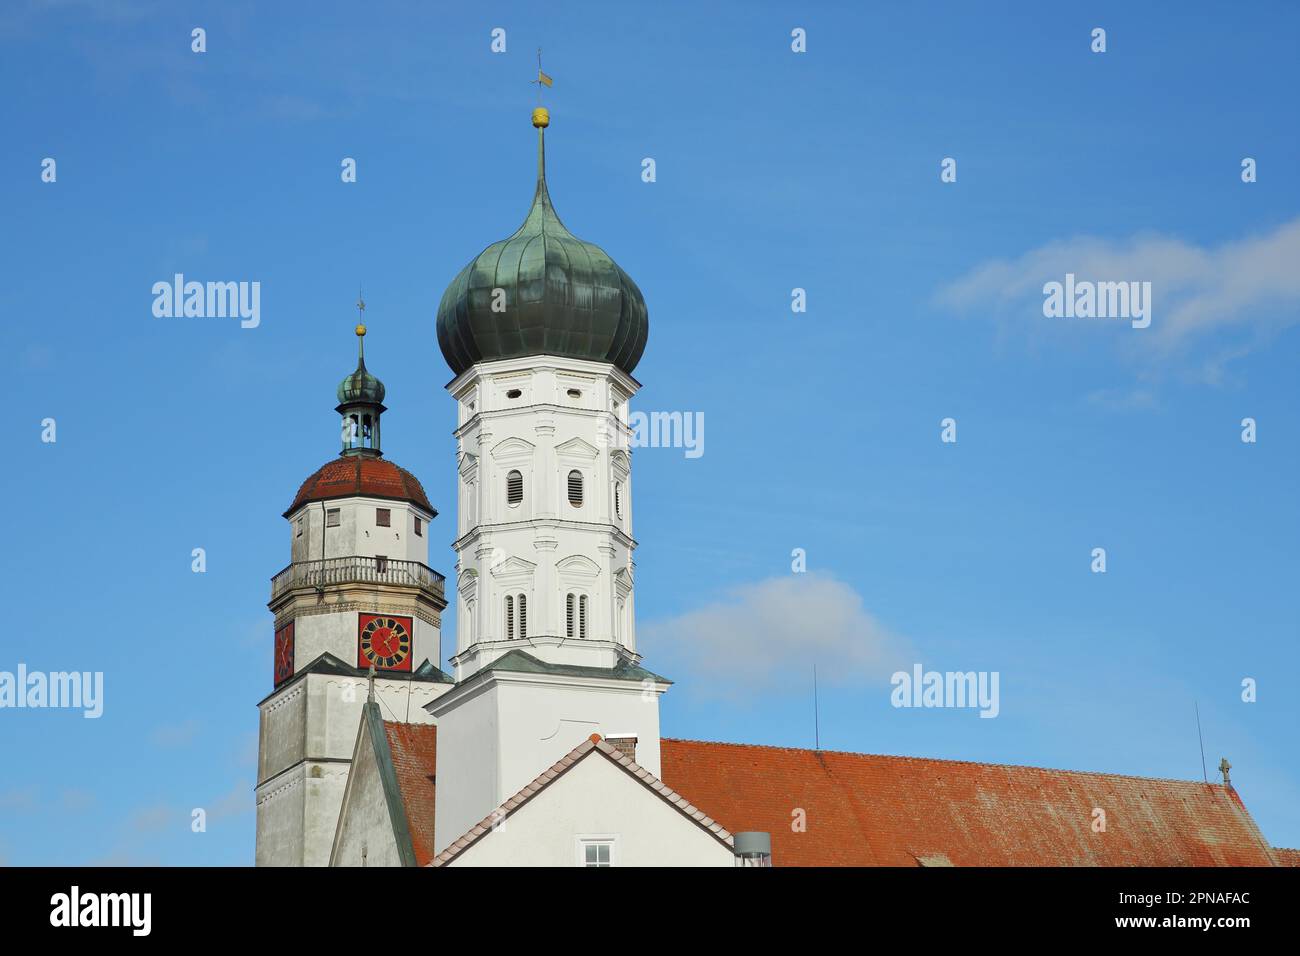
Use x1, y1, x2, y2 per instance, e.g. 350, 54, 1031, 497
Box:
936, 216, 1300, 374
641, 573, 910, 698
150, 719, 201, 749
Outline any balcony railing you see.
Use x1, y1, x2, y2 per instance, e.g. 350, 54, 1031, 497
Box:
270, 555, 446, 602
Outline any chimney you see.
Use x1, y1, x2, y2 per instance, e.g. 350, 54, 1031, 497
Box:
605, 734, 638, 764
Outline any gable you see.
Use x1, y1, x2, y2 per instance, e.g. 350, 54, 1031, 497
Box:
659, 739, 1279, 867
329, 703, 437, 867
442, 746, 732, 867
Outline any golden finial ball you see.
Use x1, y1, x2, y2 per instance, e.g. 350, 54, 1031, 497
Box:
355, 324, 367, 337
532, 107, 550, 128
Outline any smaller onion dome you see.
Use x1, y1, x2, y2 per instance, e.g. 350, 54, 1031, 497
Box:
337, 323, 386, 404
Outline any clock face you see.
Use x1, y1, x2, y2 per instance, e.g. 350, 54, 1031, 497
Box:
274, 622, 294, 686
358, 614, 413, 672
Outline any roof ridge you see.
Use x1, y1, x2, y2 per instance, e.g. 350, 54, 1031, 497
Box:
660, 737, 1231, 789
431, 736, 732, 867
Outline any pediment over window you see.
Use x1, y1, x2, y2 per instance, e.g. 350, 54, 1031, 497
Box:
556, 554, 602, 580
489, 555, 538, 582
555, 436, 600, 461
491, 437, 535, 462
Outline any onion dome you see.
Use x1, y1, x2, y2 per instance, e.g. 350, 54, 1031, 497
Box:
284, 456, 434, 518
337, 322, 386, 404
436, 107, 649, 376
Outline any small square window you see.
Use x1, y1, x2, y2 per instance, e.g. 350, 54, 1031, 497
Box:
296, 516, 304, 537
376, 508, 391, 527
414, 516, 423, 537
583, 842, 612, 867
326, 509, 340, 528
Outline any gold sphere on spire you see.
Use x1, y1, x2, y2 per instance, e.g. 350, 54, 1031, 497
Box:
532, 106, 550, 128
355, 323, 367, 337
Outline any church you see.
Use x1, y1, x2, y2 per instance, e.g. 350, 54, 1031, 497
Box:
253, 106, 1290, 868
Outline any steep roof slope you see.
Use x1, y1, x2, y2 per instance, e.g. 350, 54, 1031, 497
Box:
660, 739, 1280, 867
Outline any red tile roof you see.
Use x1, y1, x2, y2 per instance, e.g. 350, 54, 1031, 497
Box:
1275, 847, 1300, 866
659, 739, 1281, 867
382, 721, 438, 867
286, 456, 433, 517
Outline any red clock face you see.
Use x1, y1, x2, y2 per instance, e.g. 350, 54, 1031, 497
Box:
274, 622, 294, 686
358, 614, 413, 672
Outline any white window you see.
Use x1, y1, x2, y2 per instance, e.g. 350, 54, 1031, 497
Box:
577, 838, 615, 867
579, 595, 588, 640
518, 594, 527, 639
566, 593, 575, 638
326, 508, 340, 528
567, 470, 583, 508
506, 470, 523, 506
505, 595, 514, 640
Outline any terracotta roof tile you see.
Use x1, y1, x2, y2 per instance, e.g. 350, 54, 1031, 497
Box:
285, 456, 433, 517
381, 721, 438, 867
659, 739, 1280, 867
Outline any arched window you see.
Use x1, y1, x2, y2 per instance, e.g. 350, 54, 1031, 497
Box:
566, 594, 575, 638
567, 470, 583, 507
518, 594, 527, 639
579, 595, 588, 640
506, 470, 523, 506
505, 595, 514, 640
614, 481, 623, 519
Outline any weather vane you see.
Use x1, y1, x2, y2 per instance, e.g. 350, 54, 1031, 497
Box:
531, 48, 553, 104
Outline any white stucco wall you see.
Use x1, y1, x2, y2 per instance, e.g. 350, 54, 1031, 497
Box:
289, 496, 434, 565
447, 356, 640, 679
256, 673, 449, 866
430, 672, 664, 854
330, 721, 403, 868
445, 753, 732, 867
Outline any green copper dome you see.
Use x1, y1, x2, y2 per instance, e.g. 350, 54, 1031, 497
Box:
337, 360, 385, 404
436, 119, 649, 376
337, 326, 386, 404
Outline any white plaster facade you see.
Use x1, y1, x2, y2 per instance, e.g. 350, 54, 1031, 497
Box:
446, 355, 639, 680
255, 671, 447, 867
440, 749, 732, 867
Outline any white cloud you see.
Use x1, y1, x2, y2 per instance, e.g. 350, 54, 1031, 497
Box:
936, 216, 1300, 363
640, 573, 910, 697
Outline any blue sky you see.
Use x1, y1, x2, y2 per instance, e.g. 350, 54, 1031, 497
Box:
2, 1, 1297, 864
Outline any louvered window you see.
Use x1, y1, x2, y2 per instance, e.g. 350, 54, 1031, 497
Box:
507, 470, 523, 506
566, 594, 575, 638
518, 594, 527, 639
579, 595, 588, 640
614, 482, 623, 519
568, 470, 583, 507
505, 596, 514, 640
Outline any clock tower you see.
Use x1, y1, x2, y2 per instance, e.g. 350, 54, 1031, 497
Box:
255, 317, 452, 867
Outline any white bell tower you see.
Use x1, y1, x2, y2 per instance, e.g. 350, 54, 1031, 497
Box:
446, 354, 639, 680
428, 105, 666, 852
